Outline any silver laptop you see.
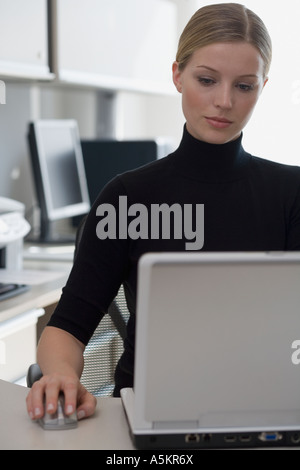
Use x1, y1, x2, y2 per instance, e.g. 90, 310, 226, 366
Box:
121, 251, 300, 449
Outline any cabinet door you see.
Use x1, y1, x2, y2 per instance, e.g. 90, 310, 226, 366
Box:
56, 0, 177, 94
0, 308, 44, 383
0, 0, 52, 79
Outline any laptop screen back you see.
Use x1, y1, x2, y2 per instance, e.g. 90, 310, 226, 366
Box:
134, 252, 300, 429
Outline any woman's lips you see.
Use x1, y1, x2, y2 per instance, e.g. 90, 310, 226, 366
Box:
205, 116, 233, 129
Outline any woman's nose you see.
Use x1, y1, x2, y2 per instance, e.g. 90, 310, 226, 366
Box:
213, 84, 233, 110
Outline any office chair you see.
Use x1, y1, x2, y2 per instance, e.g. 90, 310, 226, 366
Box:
27, 215, 129, 396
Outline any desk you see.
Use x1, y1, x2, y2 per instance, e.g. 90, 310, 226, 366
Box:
0, 259, 71, 323
1, 380, 298, 452
0, 379, 135, 450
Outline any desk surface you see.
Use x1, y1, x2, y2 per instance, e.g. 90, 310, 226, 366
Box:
0, 254, 134, 450
0, 259, 71, 323
0, 379, 135, 450
1, 380, 298, 452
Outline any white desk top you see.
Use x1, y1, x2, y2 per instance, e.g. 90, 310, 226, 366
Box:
2, 380, 298, 452
0, 259, 71, 322
0, 253, 134, 450
0, 379, 135, 450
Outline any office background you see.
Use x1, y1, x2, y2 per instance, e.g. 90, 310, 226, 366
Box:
0, 0, 299, 227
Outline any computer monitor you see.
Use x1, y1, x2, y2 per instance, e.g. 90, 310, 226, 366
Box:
80, 139, 164, 206
28, 120, 90, 243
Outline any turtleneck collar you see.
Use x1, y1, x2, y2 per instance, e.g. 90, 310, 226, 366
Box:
170, 125, 251, 183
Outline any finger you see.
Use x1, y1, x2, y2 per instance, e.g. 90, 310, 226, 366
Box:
60, 379, 78, 416
43, 375, 79, 416
26, 390, 35, 420
27, 379, 46, 419
76, 386, 97, 420
29, 375, 62, 417
43, 378, 62, 415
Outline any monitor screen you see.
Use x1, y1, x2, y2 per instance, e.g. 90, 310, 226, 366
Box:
80, 139, 160, 205
28, 120, 90, 242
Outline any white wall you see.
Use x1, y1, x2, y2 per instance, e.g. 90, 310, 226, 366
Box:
115, 0, 199, 147
194, 0, 300, 166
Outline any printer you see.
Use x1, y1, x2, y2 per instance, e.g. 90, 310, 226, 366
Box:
0, 197, 30, 270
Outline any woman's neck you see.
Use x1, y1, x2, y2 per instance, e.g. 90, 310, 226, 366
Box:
170, 125, 251, 182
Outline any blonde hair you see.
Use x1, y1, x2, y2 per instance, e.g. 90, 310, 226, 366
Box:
176, 3, 272, 78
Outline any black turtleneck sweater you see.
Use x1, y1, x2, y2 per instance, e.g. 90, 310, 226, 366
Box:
49, 127, 300, 395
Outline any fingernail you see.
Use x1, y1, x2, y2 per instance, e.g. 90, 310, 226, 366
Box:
66, 404, 74, 415
34, 407, 41, 417
77, 410, 86, 420
47, 403, 54, 412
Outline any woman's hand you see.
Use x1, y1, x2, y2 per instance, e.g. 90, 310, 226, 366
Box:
26, 372, 97, 421
25, 327, 97, 421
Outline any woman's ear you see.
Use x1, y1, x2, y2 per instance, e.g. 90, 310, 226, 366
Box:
172, 61, 182, 93
259, 77, 268, 95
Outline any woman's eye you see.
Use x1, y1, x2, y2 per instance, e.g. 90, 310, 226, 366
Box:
197, 77, 215, 86
237, 83, 254, 92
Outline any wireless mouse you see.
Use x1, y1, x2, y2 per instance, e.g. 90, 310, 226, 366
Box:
38, 393, 78, 430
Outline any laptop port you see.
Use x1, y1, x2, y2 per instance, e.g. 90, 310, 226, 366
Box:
291, 432, 300, 444
239, 434, 251, 442
185, 433, 200, 443
224, 435, 237, 443
202, 433, 212, 442
258, 432, 283, 442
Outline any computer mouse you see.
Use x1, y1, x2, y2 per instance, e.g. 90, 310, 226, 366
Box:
38, 393, 78, 430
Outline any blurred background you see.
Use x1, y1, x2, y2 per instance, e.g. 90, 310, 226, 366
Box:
0, 0, 299, 228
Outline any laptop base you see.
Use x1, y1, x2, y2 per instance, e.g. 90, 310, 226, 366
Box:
132, 430, 300, 450
121, 388, 300, 449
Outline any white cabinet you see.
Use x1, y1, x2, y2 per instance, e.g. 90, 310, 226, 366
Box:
55, 0, 177, 94
0, 0, 53, 79
0, 0, 178, 93
0, 308, 44, 383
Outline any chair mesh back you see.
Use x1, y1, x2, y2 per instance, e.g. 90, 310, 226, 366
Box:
80, 286, 129, 396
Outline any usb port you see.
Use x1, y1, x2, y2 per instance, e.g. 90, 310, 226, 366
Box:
224, 435, 236, 443
239, 434, 251, 442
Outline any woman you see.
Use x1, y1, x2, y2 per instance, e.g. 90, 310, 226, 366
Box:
26, 3, 300, 421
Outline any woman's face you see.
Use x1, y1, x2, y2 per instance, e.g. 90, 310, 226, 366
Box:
173, 42, 268, 144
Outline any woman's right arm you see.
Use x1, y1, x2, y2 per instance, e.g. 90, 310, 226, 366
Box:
26, 177, 130, 421
26, 326, 97, 421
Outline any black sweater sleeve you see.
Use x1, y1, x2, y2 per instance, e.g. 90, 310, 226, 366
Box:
48, 176, 130, 345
